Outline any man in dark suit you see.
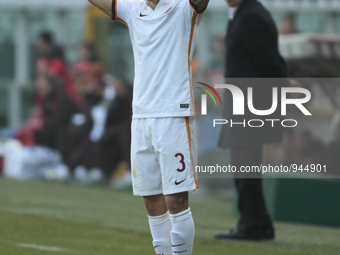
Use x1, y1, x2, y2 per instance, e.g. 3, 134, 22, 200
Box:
215, 0, 288, 240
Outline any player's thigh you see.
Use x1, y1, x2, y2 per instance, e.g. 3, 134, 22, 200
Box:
131, 118, 163, 196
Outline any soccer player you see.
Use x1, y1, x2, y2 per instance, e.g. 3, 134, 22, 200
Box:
87, 0, 209, 254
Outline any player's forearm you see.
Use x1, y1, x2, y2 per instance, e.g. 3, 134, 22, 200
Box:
190, 0, 209, 14
88, 0, 113, 18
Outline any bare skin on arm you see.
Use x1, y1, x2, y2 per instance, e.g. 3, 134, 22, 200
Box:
190, 0, 210, 13
88, 0, 113, 17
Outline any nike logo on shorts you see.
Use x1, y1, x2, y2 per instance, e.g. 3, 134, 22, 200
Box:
175, 179, 186, 185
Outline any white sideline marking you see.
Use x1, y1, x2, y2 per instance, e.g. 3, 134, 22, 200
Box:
16, 243, 72, 253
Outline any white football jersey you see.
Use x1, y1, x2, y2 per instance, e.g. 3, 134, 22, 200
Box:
112, 0, 204, 118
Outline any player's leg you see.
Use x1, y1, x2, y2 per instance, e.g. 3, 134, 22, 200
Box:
153, 117, 198, 255
131, 118, 172, 255
143, 194, 172, 255
143, 194, 168, 216
165, 192, 195, 255
165, 191, 188, 214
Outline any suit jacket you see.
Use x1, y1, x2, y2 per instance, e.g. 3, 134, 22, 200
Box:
219, 0, 288, 148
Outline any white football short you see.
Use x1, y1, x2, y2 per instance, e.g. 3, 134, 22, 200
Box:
131, 117, 199, 196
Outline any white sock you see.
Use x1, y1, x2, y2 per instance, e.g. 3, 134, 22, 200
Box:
148, 211, 172, 255
169, 208, 195, 255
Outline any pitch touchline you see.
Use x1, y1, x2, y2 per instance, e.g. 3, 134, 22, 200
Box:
17, 243, 74, 253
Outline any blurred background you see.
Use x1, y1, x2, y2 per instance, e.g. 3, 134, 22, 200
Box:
1, 0, 340, 233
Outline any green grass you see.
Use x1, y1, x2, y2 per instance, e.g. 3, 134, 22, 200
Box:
0, 178, 339, 255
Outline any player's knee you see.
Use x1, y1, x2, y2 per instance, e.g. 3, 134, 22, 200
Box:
143, 195, 167, 216
165, 192, 188, 214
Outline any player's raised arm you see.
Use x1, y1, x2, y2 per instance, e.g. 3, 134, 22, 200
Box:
189, 0, 209, 13
88, 0, 113, 18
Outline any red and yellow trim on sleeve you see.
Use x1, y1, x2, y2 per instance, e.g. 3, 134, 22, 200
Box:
111, 0, 128, 26
188, 11, 198, 116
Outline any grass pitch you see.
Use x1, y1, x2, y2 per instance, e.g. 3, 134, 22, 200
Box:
0, 178, 339, 255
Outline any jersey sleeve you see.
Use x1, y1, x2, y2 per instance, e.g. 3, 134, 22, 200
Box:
111, 0, 134, 26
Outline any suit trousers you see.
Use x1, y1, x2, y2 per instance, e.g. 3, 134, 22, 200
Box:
231, 145, 273, 230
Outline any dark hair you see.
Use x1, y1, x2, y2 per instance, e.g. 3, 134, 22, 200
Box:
39, 31, 53, 45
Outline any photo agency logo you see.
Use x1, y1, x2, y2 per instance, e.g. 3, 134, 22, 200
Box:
196, 82, 312, 128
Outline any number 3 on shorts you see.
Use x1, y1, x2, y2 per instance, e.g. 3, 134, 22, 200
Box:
175, 153, 186, 172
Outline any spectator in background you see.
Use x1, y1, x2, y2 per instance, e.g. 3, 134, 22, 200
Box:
36, 32, 83, 108
77, 43, 99, 63
104, 77, 132, 183
35, 31, 64, 60
68, 62, 132, 183
34, 75, 56, 149
34, 75, 78, 157
67, 63, 107, 182
17, 32, 81, 147
17, 39, 132, 185
73, 43, 100, 78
